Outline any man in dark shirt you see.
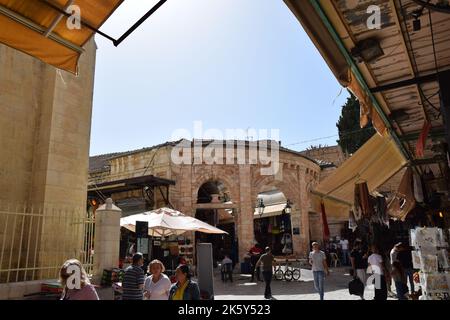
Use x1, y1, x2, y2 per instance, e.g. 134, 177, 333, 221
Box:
255, 247, 278, 300
397, 244, 415, 294
122, 252, 145, 300
350, 241, 368, 300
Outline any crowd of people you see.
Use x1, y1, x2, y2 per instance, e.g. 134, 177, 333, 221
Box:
58, 253, 200, 300
58, 239, 418, 301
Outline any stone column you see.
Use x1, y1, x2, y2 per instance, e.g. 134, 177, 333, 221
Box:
237, 165, 254, 261
298, 167, 311, 256
93, 198, 122, 284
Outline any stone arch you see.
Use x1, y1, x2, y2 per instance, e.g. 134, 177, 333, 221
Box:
192, 167, 239, 205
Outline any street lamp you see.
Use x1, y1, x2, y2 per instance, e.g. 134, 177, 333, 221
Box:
284, 199, 292, 214
257, 198, 265, 217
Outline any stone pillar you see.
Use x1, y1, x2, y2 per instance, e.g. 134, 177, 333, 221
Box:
237, 165, 254, 261
298, 167, 311, 256
93, 198, 122, 284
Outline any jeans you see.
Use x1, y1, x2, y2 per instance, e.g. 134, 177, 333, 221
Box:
341, 249, 349, 266
262, 271, 272, 298
313, 271, 325, 300
404, 269, 415, 293
395, 281, 408, 300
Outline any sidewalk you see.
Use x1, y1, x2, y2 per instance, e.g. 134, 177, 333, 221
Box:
213, 267, 397, 300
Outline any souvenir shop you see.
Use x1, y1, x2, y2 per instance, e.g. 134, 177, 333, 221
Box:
254, 211, 293, 256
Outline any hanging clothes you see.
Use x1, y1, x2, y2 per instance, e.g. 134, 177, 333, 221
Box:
413, 172, 424, 203
349, 210, 357, 232
374, 195, 389, 227
415, 121, 431, 158
354, 182, 374, 219
387, 167, 416, 221
320, 202, 330, 242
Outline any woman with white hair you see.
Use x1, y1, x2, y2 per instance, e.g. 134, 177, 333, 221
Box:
144, 259, 172, 300
59, 259, 99, 300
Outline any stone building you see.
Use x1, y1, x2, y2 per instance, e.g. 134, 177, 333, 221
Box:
89, 140, 321, 261
0, 40, 96, 286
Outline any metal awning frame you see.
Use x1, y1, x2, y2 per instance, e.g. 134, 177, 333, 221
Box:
37, 0, 167, 47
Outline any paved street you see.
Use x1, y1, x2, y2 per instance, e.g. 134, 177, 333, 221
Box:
213, 267, 398, 300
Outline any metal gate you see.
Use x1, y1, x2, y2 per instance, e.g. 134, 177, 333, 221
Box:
0, 203, 95, 283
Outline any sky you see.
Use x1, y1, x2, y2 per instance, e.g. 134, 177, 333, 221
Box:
90, 0, 350, 156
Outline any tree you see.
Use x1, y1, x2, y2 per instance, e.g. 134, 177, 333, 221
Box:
336, 92, 375, 155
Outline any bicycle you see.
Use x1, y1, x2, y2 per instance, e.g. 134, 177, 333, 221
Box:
283, 259, 301, 281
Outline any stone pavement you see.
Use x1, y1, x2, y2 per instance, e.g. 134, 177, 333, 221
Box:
213, 267, 399, 300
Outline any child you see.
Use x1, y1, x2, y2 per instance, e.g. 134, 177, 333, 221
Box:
221, 255, 233, 282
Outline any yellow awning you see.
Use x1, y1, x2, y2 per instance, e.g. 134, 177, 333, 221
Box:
0, 0, 123, 74
311, 133, 408, 219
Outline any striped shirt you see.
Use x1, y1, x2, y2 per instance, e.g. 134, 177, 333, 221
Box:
122, 265, 145, 300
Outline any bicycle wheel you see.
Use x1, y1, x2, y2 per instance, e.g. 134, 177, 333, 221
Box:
292, 269, 301, 280
275, 269, 284, 280
284, 269, 293, 281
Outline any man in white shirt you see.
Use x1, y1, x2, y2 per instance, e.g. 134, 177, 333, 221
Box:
309, 242, 329, 300
339, 238, 350, 266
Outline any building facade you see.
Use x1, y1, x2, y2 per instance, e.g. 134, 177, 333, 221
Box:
89, 140, 321, 260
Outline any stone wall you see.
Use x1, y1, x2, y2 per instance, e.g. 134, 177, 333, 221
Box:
0, 40, 96, 283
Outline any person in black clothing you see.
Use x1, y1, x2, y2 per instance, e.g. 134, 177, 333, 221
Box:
350, 241, 368, 300
397, 244, 415, 294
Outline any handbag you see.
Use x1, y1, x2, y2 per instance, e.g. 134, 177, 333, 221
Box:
348, 277, 364, 296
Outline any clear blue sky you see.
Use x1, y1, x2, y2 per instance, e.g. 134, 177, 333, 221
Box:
90, 0, 349, 156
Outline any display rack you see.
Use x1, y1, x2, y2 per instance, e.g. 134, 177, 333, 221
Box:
410, 227, 450, 300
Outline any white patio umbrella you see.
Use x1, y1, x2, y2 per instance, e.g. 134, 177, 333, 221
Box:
120, 207, 228, 237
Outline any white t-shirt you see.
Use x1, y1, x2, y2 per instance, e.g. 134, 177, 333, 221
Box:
144, 274, 172, 300
368, 253, 384, 275
340, 239, 349, 250
309, 250, 326, 272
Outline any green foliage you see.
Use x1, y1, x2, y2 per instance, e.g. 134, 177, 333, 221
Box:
336, 92, 375, 155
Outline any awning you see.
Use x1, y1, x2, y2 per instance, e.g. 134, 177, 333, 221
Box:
254, 203, 286, 219
311, 133, 408, 219
0, 0, 123, 74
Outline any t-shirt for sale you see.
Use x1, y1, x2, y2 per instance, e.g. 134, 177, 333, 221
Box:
368, 253, 384, 275
340, 239, 349, 250
350, 249, 368, 269
144, 274, 172, 300
309, 250, 326, 272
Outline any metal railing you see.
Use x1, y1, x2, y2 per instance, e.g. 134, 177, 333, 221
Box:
0, 203, 95, 283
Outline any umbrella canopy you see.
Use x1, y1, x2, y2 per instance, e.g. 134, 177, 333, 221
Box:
120, 207, 228, 237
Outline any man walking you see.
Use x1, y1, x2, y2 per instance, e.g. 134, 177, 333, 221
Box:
255, 246, 278, 299
339, 237, 350, 266
122, 252, 145, 300
309, 242, 329, 300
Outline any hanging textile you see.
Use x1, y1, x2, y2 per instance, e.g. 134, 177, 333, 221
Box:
320, 202, 330, 241
354, 182, 374, 219
415, 121, 431, 158
346, 70, 387, 135
374, 195, 389, 227
413, 172, 424, 203
387, 167, 416, 221
349, 210, 357, 232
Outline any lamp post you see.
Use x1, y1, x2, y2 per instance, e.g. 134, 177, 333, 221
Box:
257, 198, 265, 218
284, 199, 292, 214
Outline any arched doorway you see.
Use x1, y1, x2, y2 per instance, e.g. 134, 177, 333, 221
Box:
195, 180, 237, 265
254, 189, 293, 256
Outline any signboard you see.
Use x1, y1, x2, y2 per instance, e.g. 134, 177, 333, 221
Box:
136, 221, 148, 238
